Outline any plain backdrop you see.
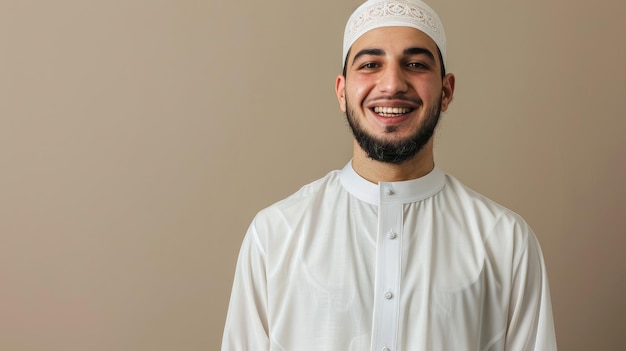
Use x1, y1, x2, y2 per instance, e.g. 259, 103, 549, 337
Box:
1, 0, 624, 350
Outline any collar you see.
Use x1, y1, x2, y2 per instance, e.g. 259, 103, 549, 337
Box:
338, 160, 446, 205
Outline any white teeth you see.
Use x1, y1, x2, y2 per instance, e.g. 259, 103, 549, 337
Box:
373, 106, 412, 115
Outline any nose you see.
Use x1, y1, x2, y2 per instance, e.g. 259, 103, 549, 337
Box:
377, 63, 408, 95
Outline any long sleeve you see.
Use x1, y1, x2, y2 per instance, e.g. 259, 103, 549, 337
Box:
505, 225, 557, 350
222, 223, 270, 351
221, 168, 559, 350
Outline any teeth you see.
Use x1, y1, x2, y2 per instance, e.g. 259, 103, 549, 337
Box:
373, 106, 412, 116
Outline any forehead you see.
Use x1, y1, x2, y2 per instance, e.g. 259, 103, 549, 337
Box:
349, 26, 439, 60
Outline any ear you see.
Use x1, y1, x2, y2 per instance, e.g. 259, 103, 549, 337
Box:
441, 73, 456, 112
335, 74, 347, 112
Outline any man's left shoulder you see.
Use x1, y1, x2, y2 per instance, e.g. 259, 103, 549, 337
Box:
441, 173, 532, 231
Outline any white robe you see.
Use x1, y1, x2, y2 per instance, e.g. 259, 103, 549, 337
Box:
222, 162, 557, 351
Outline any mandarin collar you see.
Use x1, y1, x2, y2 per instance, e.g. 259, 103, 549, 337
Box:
338, 161, 446, 206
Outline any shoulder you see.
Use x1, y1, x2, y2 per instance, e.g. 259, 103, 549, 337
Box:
440, 173, 534, 241
443, 173, 527, 220
252, 169, 342, 231
439, 173, 542, 268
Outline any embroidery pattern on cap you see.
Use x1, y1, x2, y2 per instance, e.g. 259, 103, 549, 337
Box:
347, 0, 440, 36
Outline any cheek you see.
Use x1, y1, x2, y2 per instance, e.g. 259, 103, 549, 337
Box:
418, 77, 443, 101
347, 76, 375, 104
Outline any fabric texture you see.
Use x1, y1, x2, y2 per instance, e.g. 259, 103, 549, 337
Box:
343, 0, 446, 66
222, 162, 557, 351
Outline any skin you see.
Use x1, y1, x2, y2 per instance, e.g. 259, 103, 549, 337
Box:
335, 26, 456, 183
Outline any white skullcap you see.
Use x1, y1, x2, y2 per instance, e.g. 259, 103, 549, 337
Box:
343, 0, 446, 67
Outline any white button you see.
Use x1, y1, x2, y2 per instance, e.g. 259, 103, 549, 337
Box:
387, 232, 397, 240
386, 188, 394, 195
382, 347, 391, 351
384, 291, 393, 299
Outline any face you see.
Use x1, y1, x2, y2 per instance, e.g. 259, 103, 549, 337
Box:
336, 27, 455, 164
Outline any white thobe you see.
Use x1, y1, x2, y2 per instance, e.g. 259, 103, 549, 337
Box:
222, 162, 557, 350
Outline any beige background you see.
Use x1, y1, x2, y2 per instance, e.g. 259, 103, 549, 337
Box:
1, 0, 624, 350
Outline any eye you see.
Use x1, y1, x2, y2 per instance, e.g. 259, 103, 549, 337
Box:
407, 62, 429, 70
359, 62, 380, 70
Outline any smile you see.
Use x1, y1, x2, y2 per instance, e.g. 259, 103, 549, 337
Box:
372, 106, 414, 117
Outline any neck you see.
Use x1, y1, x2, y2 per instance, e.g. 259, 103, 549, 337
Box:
351, 139, 435, 183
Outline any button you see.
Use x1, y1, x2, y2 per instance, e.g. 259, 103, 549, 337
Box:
382, 347, 391, 351
384, 291, 393, 299
385, 188, 394, 195
387, 231, 397, 240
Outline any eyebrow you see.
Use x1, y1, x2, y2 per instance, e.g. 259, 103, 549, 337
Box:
351, 48, 385, 66
350, 46, 436, 67
403, 47, 436, 61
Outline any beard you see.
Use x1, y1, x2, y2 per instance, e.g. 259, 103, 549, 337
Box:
345, 95, 442, 164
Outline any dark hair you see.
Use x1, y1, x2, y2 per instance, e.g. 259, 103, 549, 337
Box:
342, 47, 446, 78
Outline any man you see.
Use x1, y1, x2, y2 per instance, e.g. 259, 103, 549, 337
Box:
222, 0, 557, 350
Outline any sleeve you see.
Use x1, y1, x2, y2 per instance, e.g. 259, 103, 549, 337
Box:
221, 221, 270, 351
505, 224, 558, 350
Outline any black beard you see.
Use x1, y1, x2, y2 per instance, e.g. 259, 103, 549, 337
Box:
345, 95, 442, 164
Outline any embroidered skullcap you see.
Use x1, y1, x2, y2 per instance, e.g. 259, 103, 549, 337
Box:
343, 0, 446, 67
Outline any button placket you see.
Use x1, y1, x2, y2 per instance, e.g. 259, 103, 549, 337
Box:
371, 183, 403, 351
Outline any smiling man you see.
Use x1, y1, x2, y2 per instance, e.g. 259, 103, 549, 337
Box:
338, 25, 453, 179
222, 1, 557, 350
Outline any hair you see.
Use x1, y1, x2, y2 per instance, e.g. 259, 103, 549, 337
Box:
342, 46, 446, 78
345, 93, 443, 164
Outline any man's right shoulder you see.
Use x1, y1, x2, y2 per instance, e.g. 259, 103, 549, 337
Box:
257, 169, 342, 218
246, 167, 351, 244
